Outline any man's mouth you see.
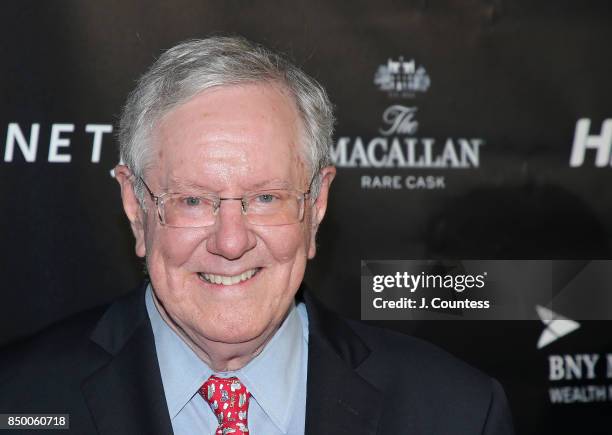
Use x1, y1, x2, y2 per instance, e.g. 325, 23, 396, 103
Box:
198, 268, 261, 286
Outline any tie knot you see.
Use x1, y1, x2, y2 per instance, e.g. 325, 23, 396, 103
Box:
199, 375, 251, 434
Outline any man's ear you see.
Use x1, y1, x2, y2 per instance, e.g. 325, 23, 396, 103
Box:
114, 165, 147, 258
307, 166, 336, 259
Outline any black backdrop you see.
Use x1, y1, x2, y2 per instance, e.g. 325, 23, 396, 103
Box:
2, 2, 612, 434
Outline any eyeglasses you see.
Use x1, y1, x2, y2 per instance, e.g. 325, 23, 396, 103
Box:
137, 175, 315, 228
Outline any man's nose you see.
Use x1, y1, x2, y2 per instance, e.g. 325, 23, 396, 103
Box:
205, 199, 256, 260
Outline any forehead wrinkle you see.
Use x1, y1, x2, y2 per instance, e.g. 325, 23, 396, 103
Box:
149, 83, 310, 193
164, 176, 298, 194
164, 177, 211, 192
250, 178, 293, 190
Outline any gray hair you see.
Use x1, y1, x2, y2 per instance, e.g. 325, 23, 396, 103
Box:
118, 36, 334, 202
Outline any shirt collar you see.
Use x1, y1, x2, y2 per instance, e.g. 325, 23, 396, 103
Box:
235, 296, 305, 432
145, 284, 307, 432
146, 286, 213, 419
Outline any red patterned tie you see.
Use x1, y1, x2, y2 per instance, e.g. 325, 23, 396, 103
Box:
199, 375, 251, 434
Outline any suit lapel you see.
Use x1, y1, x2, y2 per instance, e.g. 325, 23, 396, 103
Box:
303, 291, 383, 435
80, 285, 382, 435
81, 285, 173, 435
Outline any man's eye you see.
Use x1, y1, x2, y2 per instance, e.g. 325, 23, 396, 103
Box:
256, 194, 277, 203
184, 196, 201, 206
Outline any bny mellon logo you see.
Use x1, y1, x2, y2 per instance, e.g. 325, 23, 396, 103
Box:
536, 306, 580, 349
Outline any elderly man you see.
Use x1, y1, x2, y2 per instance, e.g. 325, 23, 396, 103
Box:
0, 37, 513, 434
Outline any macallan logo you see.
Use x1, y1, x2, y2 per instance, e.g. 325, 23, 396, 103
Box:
332, 105, 483, 169
338, 58, 482, 190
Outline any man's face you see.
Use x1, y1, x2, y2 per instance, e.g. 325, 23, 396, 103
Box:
117, 83, 334, 348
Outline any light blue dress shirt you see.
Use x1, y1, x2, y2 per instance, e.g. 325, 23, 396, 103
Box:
145, 285, 309, 435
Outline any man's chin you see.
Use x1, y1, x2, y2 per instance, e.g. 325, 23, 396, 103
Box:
198, 322, 272, 346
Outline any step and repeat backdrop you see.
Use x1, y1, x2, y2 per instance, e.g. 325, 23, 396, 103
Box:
1, 1, 611, 434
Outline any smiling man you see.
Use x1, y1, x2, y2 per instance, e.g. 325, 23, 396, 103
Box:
0, 37, 514, 435
115, 82, 331, 375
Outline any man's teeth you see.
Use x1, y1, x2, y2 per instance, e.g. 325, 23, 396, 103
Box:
200, 269, 259, 285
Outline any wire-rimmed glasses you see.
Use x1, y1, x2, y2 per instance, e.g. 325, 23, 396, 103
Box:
137, 175, 315, 227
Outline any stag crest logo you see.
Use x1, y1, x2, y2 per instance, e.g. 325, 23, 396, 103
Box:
374, 56, 431, 97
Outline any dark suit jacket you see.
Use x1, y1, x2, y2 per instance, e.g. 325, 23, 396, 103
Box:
0, 284, 514, 434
